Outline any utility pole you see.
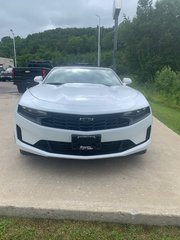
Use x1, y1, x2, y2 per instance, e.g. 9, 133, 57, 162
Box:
96, 14, 101, 67
112, 0, 121, 71
10, 29, 17, 67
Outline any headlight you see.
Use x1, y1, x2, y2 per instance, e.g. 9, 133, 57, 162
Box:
17, 105, 47, 124
122, 106, 151, 124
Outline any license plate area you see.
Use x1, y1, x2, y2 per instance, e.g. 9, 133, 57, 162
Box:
72, 135, 101, 151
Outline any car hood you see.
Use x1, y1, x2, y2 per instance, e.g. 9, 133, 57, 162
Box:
21, 83, 149, 114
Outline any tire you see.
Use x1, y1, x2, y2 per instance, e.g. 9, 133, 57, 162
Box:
138, 150, 147, 154
20, 149, 31, 155
17, 83, 26, 93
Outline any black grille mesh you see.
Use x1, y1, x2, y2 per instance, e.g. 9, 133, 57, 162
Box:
41, 113, 130, 131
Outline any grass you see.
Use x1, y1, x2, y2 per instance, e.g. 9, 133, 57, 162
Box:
0, 217, 180, 240
150, 101, 180, 135
131, 81, 180, 135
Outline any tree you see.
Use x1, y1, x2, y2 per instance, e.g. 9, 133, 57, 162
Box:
117, 0, 180, 80
137, 0, 153, 17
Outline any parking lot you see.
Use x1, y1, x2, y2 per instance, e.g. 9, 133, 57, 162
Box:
0, 82, 180, 225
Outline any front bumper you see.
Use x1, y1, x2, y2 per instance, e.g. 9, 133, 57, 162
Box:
15, 113, 152, 160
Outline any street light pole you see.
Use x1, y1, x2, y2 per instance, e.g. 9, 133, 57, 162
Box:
113, 14, 119, 71
112, 0, 121, 71
10, 29, 17, 67
96, 14, 101, 67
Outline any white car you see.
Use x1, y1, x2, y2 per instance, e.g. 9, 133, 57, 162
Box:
15, 66, 152, 160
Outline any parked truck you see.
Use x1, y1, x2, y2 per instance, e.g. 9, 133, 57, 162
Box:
0, 57, 14, 70
13, 60, 53, 93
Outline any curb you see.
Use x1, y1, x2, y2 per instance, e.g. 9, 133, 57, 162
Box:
0, 205, 180, 226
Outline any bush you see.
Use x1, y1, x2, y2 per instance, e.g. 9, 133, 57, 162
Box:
155, 66, 176, 93
154, 67, 180, 106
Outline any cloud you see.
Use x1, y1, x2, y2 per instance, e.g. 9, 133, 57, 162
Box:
0, 0, 146, 40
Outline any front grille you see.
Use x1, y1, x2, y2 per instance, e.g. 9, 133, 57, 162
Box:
34, 140, 135, 156
41, 113, 130, 131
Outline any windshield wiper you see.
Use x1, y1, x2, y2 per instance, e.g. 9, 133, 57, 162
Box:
46, 82, 65, 86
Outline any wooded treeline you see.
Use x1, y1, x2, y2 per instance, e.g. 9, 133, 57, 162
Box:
0, 0, 179, 82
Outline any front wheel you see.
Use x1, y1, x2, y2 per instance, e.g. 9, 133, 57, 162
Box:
20, 149, 31, 155
17, 83, 26, 93
138, 150, 147, 154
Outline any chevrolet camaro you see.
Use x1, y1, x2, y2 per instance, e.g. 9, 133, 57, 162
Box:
15, 66, 152, 159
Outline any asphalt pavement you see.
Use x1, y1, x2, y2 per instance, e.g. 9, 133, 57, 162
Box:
0, 82, 180, 226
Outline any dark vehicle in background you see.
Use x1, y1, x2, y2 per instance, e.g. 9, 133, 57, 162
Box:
0, 67, 13, 82
13, 61, 53, 93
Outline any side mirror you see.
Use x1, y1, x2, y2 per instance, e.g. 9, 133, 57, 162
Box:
34, 76, 43, 83
122, 78, 132, 85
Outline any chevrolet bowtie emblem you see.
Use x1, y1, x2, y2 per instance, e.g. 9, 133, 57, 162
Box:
79, 117, 94, 122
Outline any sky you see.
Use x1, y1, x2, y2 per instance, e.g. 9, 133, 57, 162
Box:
0, 0, 152, 40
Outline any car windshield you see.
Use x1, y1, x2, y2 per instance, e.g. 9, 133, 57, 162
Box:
6, 68, 12, 73
44, 68, 122, 87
